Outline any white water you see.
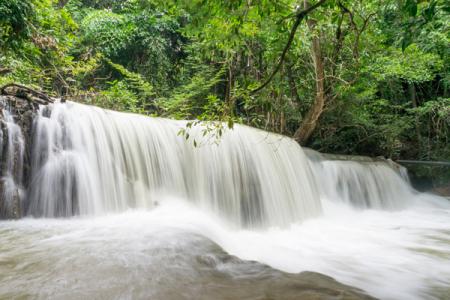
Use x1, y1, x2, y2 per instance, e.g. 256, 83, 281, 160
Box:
0, 101, 449, 299
309, 158, 414, 209
0, 108, 24, 217
1, 200, 449, 299
27, 102, 321, 227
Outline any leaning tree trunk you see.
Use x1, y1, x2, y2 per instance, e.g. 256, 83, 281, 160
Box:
294, 0, 326, 145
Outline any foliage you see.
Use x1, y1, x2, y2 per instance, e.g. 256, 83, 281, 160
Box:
106, 59, 154, 104
99, 80, 140, 112
369, 45, 443, 83
0, 0, 34, 49
158, 67, 224, 119
0, 0, 449, 184
81, 10, 135, 57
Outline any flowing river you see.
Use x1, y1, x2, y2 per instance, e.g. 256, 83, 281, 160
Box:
0, 102, 449, 299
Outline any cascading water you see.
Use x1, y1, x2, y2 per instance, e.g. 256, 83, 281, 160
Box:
26, 101, 322, 227
0, 106, 24, 217
305, 149, 418, 209
0, 101, 449, 300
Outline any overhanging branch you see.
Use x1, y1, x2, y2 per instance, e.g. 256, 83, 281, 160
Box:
250, 0, 327, 94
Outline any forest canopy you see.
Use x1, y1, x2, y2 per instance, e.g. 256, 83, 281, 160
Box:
0, 0, 449, 165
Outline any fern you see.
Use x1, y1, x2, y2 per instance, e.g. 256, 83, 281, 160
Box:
105, 58, 154, 99
158, 67, 224, 119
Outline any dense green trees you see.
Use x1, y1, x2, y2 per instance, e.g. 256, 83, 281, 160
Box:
0, 0, 448, 171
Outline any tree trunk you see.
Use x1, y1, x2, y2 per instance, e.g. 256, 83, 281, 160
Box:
294, 1, 326, 145
409, 83, 421, 144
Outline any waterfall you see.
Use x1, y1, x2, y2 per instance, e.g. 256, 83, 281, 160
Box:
0, 107, 25, 217
305, 149, 415, 209
25, 102, 322, 227
2, 101, 449, 300
7, 101, 428, 226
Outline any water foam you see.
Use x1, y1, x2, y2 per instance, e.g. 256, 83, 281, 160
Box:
0, 101, 448, 299
26, 101, 321, 227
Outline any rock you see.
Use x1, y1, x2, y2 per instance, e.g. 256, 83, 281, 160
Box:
195, 250, 377, 300
0, 85, 51, 218
431, 185, 450, 197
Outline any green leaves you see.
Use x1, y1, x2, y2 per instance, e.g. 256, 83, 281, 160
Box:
157, 67, 224, 119
401, 33, 412, 52
405, 0, 418, 17
421, 0, 437, 22
105, 58, 155, 111
81, 10, 135, 56
100, 80, 140, 112
0, 0, 34, 47
399, 0, 440, 51
1, 0, 448, 170
369, 45, 443, 83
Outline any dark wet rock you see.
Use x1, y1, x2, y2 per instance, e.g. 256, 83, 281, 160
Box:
148, 235, 378, 300
431, 185, 450, 197
0, 85, 52, 218
194, 251, 376, 300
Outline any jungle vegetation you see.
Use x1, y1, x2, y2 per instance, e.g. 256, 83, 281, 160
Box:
1, 0, 449, 182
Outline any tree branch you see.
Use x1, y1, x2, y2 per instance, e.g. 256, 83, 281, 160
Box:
0, 68, 12, 75
1, 83, 54, 103
337, 2, 376, 60
250, 0, 327, 94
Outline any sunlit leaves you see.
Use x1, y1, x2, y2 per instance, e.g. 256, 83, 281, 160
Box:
81, 10, 135, 56
369, 44, 443, 83
0, 0, 34, 48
